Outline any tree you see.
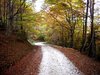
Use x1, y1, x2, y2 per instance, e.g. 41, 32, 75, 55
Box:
88, 0, 96, 57
33, 0, 83, 48
81, 0, 89, 52
0, 0, 36, 40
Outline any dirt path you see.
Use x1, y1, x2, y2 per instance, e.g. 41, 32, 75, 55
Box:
38, 45, 83, 75
3, 42, 84, 75
1, 42, 100, 75
2, 42, 84, 75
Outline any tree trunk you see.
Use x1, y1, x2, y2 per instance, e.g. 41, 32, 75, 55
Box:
88, 0, 96, 57
70, 28, 74, 48
81, 0, 89, 52
0, 0, 1, 18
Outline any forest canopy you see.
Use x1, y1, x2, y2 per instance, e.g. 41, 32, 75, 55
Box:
32, 0, 100, 58
0, 0, 100, 58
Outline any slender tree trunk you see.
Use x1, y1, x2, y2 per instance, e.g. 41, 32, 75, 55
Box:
70, 27, 74, 48
81, 0, 89, 52
0, 0, 2, 27
3, 0, 7, 29
6, 0, 14, 36
80, 11, 85, 52
88, 0, 96, 57
61, 26, 64, 46
6, 0, 11, 36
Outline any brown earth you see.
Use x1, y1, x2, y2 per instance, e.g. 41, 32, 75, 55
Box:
52, 45, 100, 75
2, 46, 42, 75
0, 31, 40, 75
1, 31, 100, 75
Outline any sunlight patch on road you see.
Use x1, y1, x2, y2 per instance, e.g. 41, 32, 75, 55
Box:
34, 42, 45, 46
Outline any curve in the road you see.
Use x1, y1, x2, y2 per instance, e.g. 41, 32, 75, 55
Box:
38, 45, 84, 75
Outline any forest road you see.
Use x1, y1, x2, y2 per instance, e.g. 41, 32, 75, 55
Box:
3, 42, 84, 75
35, 42, 84, 75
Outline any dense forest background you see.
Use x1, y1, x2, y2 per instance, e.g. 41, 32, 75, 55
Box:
0, 0, 100, 59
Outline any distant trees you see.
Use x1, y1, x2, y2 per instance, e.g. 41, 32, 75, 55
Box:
34, 0, 100, 59
41, 0, 84, 48
1, 0, 98, 58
